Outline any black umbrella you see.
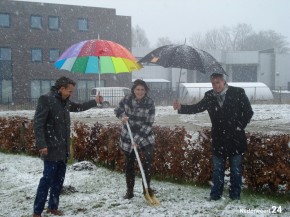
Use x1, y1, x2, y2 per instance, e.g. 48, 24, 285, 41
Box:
138, 44, 226, 74
138, 44, 226, 99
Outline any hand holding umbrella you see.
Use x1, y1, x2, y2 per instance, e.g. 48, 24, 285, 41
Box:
95, 91, 103, 105
173, 99, 181, 110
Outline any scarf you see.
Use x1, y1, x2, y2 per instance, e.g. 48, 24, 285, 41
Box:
213, 84, 228, 107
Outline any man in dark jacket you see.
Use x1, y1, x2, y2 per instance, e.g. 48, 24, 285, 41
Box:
173, 73, 253, 201
33, 77, 103, 217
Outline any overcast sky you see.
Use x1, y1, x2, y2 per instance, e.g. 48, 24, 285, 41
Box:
15, 0, 290, 47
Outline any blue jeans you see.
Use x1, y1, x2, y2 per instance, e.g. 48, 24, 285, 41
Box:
210, 155, 242, 200
33, 160, 66, 215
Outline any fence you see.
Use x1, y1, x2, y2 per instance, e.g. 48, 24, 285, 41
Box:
0, 86, 289, 110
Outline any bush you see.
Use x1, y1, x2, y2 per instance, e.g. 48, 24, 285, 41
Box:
244, 133, 290, 193
0, 116, 37, 155
0, 117, 289, 194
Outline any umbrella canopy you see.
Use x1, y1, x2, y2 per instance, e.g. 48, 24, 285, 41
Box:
138, 44, 226, 74
55, 39, 142, 74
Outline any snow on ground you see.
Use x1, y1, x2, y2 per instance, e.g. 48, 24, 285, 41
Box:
1, 104, 289, 134
0, 104, 290, 216
0, 153, 289, 217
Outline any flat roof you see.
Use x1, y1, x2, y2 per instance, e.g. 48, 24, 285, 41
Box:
132, 78, 171, 83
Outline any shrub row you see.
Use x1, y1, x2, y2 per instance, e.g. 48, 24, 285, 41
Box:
0, 117, 289, 194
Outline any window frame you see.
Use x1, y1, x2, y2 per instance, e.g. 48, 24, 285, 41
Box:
77, 79, 104, 101
0, 13, 10, 28
77, 18, 88, 31
0, 79, 13, 103
0, 47, 12, 61
30, 15, 43, 29
31, 48, 43, 62
48, 16, 59, 31
31, 79, 55, 100
49, 48, 60, 62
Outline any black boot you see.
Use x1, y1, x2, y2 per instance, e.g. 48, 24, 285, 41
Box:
124, 175, 135, 199
123, 188, 134, 199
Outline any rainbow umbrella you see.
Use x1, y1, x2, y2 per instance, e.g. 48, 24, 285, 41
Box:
55, 39, 142, 86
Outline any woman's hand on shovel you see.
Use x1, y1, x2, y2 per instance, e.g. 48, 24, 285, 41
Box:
131, 143, 138, 148
121, 116, 129, 125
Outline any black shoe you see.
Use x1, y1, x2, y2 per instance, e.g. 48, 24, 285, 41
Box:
208, 196, 221, 201
230, 196, 240, 201
123, 191, 134, 199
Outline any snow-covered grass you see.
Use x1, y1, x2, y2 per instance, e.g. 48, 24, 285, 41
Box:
1, 104, 290, 132
0, 152, 289, 217
0, 105, 290, 216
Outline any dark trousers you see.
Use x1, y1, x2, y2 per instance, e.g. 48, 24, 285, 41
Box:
210, 155, 242, 200
33, 160, 66, 215
124, 145, 153, 190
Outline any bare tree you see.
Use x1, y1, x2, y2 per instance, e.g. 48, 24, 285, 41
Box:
132, 25, 150, 48
189, 32, 206, 49
188, 23, 289, 52
242, 30, 289, 53
204, 29, 224, 50
230, 23, 254, 50
189, 28, 231, 50
155, 36, 172, 47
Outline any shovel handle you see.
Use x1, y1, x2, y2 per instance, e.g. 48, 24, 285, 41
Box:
126, 122, 149, 189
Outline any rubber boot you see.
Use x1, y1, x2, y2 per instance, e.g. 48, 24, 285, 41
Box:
124, 187, 134, 199
124, 175, 135, 199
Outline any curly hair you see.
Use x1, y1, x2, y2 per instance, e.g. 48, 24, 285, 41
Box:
55, 77, 76, 90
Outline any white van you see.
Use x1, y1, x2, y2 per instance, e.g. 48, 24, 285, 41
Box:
90, 87, 131, 108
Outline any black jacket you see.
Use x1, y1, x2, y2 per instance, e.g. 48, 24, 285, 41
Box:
34, 86, 97, 161
179, 86, 253, 157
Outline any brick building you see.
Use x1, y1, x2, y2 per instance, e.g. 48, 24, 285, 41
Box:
0, 0, 132, 103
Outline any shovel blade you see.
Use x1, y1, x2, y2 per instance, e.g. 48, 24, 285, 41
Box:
144, 189, 160, 206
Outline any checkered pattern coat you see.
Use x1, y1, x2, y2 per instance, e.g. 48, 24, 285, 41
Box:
114, 94, 155, 153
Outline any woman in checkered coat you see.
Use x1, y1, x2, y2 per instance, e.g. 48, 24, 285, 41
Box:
114, 79, 155, 199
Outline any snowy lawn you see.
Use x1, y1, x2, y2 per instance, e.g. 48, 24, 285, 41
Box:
0, 104, 290, 134
0, 105, 290, 216
0, 153, 289, 217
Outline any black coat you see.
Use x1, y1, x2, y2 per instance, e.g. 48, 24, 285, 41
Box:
179, 86, 254, 157
34, 87, 97, 161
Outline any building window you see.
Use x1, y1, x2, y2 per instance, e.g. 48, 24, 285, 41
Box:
0, 47, 12, 60
31, 80, 55, 99
49, 49, 60, 62
0, 80, 12, 103
31, 48, 42, 62
0, 13, 10, 28
48, 16, 59, 30
31, 15, 42, 29
0, 60, 12, 80
78, 18, 88, 31
77, 80, 103, 101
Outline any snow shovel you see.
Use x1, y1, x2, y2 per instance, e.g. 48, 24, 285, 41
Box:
126, 122, 160, 206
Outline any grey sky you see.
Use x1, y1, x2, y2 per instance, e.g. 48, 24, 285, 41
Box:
15, 0, 290, 47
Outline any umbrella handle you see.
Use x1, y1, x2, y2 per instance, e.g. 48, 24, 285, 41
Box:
126, 122, 149, 189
